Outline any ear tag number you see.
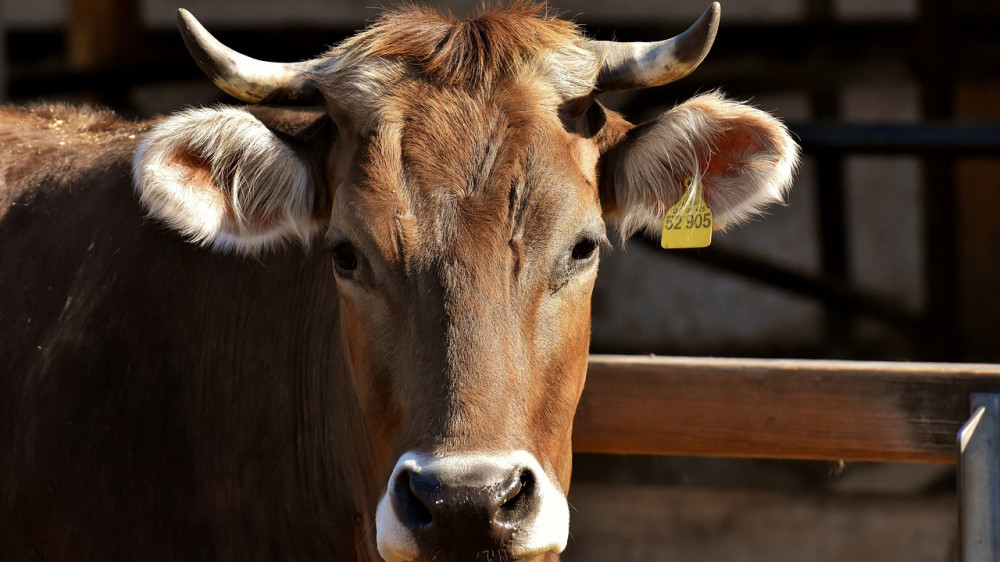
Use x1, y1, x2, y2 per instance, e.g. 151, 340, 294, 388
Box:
660, 177, 713, 249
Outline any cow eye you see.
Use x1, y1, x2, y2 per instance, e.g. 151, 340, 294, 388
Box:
329, 242, 358, 273
571, 238, 599, 261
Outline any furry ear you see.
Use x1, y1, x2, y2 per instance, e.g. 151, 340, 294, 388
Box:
600, 92, 799, 239
133, 107, 330, 253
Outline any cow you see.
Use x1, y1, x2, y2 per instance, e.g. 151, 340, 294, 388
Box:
0, 3, 798, 561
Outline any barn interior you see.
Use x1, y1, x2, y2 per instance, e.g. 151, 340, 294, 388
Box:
3, 0, 998, 559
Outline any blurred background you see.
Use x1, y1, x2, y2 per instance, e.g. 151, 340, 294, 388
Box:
3, 0, 997, 559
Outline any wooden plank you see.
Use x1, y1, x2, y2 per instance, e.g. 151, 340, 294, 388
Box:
573, 355, 1000, 463
68, 0, 140, 69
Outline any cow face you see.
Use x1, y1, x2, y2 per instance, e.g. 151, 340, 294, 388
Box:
133, 4, 797, 561
330, 83, 602, 561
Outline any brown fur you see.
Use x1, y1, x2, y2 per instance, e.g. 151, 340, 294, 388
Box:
336, 2, 583, 88
330, 74, 601, 458
0, 104, 147, 218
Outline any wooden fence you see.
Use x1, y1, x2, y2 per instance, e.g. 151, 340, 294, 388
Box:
574, 355, 1000, 560
575, 355, 1000, 462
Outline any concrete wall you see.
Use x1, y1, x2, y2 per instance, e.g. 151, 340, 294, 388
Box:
566, 482, 956, 562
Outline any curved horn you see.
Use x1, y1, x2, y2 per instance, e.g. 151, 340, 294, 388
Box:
588, 2, 721, 92
177, 9, 322, 105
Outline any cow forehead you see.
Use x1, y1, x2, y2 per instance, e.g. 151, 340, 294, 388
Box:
311, 3, 600, 122
315, 5, 606, 270
335, 81, 602, 269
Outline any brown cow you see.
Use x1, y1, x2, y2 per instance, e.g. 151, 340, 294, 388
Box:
0, 3, 798, 561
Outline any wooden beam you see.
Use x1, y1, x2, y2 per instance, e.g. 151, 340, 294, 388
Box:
574, 355, 1000, 463
68, 0, 140, 69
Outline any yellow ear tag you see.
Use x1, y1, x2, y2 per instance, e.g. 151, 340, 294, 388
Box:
660, 177, 713, 249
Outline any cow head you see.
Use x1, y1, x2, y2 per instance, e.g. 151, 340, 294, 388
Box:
132, 3, 797, 561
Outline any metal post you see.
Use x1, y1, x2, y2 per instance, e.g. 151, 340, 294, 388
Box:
958, 393, 1000, 561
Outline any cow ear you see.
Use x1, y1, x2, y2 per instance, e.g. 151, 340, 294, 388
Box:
600, 92, 799, 239
133, 106, 331, 254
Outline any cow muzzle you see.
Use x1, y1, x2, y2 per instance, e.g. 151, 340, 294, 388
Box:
375, 451, 569, 562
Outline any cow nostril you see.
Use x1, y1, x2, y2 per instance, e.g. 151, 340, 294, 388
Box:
392, 469, 433, 528
496, 468, 536, 524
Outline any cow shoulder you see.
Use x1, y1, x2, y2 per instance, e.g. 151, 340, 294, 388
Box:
0, 104, 141, 215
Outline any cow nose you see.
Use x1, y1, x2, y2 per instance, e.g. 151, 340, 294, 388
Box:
390, 462, 539, 552
377, 452, 570, 562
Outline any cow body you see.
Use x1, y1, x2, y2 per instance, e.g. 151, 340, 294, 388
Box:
1, 4, 798, 561
0, 106, 365, 560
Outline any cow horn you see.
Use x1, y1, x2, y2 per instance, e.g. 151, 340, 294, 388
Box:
588, 2, 721, 92
177, 9, 322, 105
